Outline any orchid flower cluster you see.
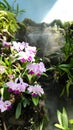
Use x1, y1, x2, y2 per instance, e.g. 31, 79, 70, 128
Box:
0, 41, 46, 119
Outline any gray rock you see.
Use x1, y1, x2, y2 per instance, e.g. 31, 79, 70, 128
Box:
26, 25, 65, 58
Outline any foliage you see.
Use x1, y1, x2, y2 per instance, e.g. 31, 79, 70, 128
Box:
64, 21, 73, 44
49, 19, 64, 28
0, 41, 46, 112
0, 10, 18, 40
15, 22, 26, 41
48, 56, 73, 96
23, 18, 37, 26
0, 1, 48, 130
0, 0, 25, 18
47, 21, 73, 97
55, 107, 73, 130
0, 40, 47, 129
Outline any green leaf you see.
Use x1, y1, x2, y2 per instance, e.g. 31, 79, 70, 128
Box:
57, 110, 63, 125
37, 122, 43, 130
62, 108, 68, 128
22, 97, 30, 107
1, 84, 10, 100
60, 88, 65, 97
70, 58, 73, 66
47, 66, 55, 71
16, 4, 19, 16
54, 124, 65, 130
32, 96, 39, 106
58, 66, 70, 73
15, 103, 22, 119
61, 68, 69, 73
41, 73, 48, 77
0, 57, 5, 66
70, 126, 73, 130
58, 64, 71, 74
58, 64, 71, 68
3, 0, 11, 10
0, 1, 7, 9
4, 58, 9, 66
69, 119, 73, 124
56, 108, 69, 130
66, 80, 71, 96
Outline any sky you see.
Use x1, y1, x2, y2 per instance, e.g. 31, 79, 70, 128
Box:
42, 0, 73, 23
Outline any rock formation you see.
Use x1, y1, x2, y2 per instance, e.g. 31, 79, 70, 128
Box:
16, 19, 65, 60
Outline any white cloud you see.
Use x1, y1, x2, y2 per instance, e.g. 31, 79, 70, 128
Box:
42, 0, 73, 23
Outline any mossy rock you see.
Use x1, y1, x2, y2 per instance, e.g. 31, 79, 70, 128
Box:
23, 18, 37, 26
49, 19, 64, 28
15, 22, 26, 41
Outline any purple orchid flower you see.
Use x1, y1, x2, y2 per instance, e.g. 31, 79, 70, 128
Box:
27, 62, 46, 76
3, 41, 11, 47
0, 98, 11, 112
11, 41, 29, 52
6, 78, 28, 95
28, 84, 44, 96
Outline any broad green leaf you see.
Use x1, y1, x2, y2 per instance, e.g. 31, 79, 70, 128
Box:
22, 97, 30, 107
62, 108, 68, 128
61, 68, 69, 73
1, 84, 10, 100
26, 74, 33, 84
55, 124, 65, 130
37, 122, 43, 130
47, 66, 55, 71
32, 96, 39, 106
41, 73, 48, 77
58, 64, 71, 68
57, 110, 62, 125
15, 102, 22, 119
58, 64, 71, 74
69, 119, 73, 124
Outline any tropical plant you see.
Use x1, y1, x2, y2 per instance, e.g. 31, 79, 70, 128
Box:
0, 40, 47, 130
55, 107, 73, 130
0, 10, 18, 41
64, 21, 73, 44
0, 1, 48, 130
47, 22, 73, 96
47, 56, 73, 96
0, 0, 25, 18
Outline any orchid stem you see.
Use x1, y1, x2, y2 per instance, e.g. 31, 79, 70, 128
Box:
3, 120, 7, 130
